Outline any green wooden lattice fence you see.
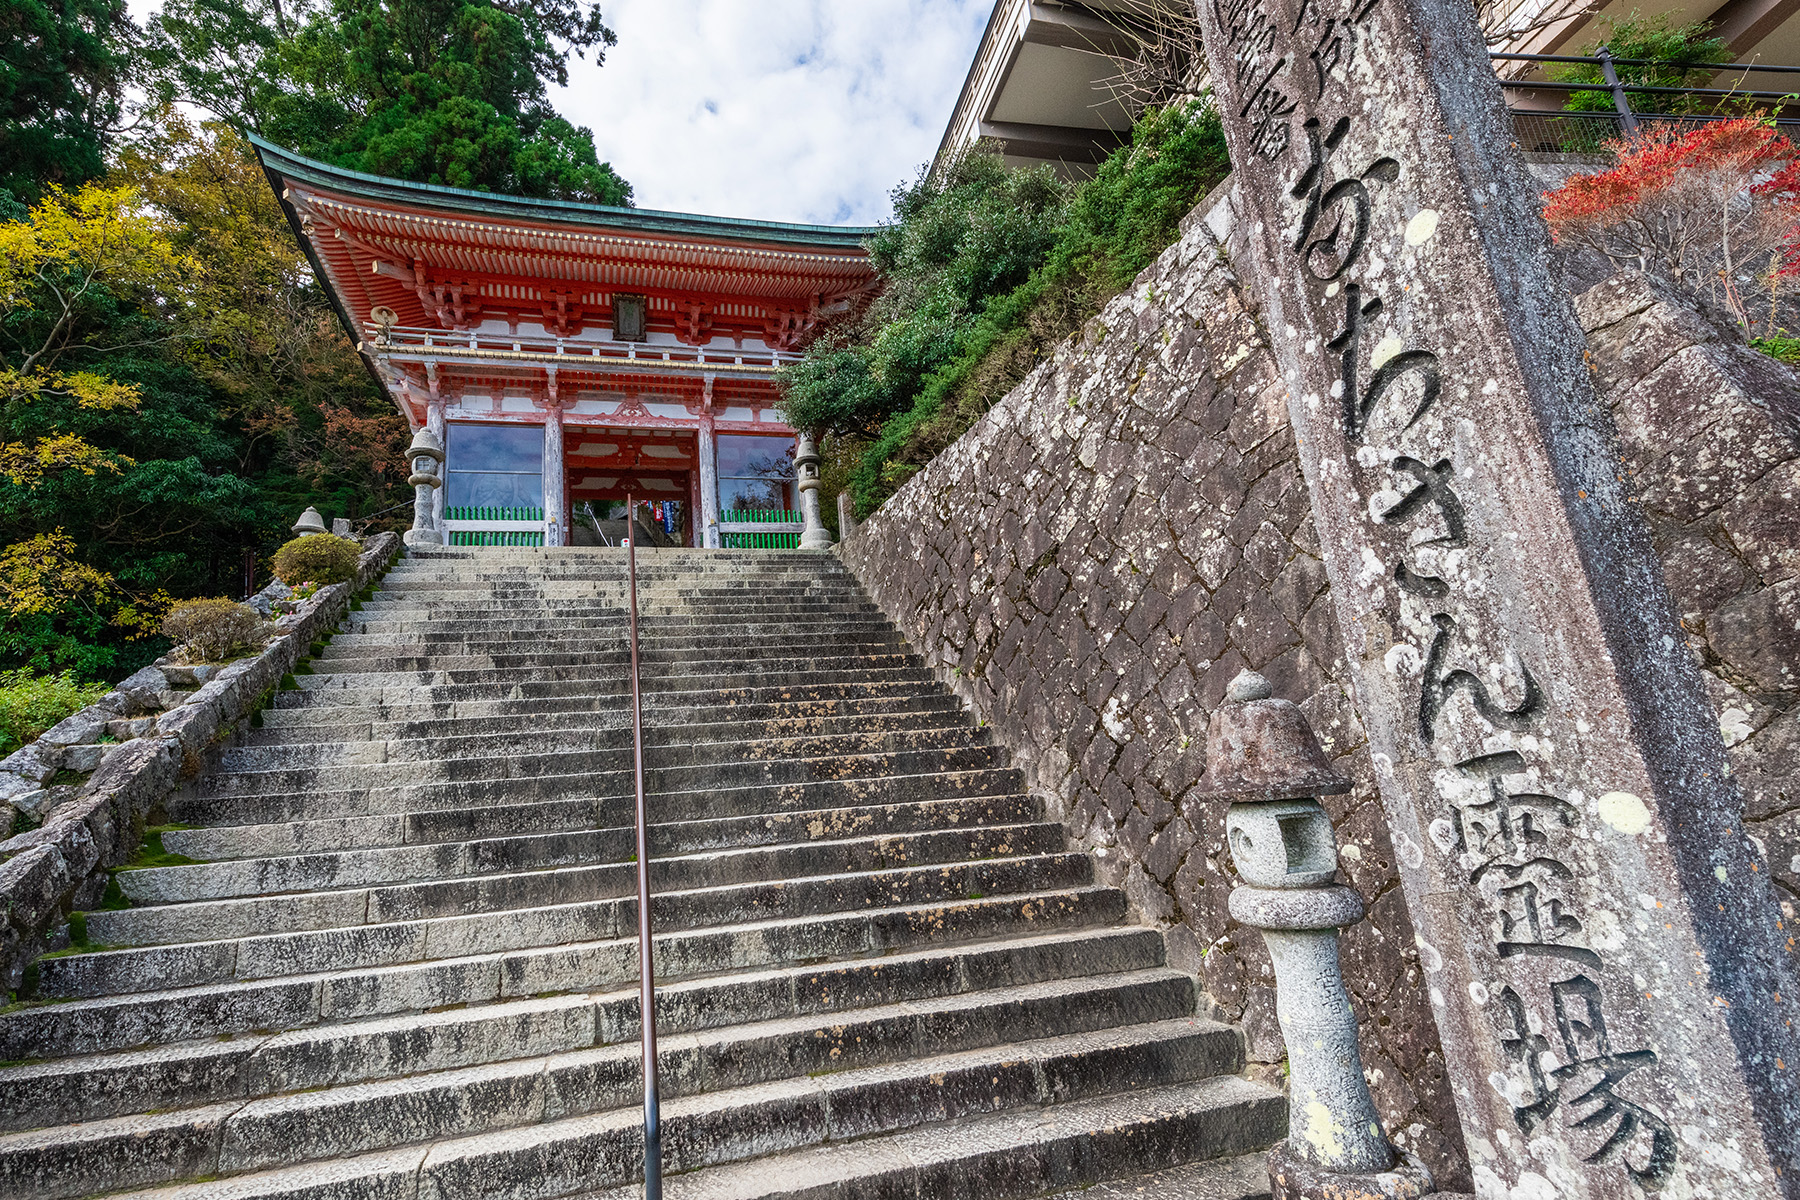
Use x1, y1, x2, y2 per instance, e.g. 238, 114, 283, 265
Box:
449, 530, 545, 546
447, 505, 546, 547
722, 509, 801, 550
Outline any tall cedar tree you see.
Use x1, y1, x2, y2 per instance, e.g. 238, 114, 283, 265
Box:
150, 0, 632, 204
0, 1, 136, 204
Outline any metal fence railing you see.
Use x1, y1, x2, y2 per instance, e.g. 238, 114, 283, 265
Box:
1493, 49, 1800, 155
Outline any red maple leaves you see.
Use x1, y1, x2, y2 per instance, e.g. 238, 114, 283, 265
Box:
1542, 117, 1800, 331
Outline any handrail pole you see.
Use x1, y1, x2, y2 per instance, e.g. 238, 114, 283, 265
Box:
626, 491, 663, 1200
1598, 45, 1643, 137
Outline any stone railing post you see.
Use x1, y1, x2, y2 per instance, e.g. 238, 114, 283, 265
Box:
405, 428, 445, 546
795, 432, 833, 550
836, 491, 857, 540
1196, 671, 1432, 1200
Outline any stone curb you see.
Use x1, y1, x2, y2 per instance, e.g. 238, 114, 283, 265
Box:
0, 532, 401, 990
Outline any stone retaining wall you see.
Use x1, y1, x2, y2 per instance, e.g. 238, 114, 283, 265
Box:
836, 186, 1800, 1191
1576, 274, 1800, 916
0, 533, 401, 989
838, 187, 1471, 1185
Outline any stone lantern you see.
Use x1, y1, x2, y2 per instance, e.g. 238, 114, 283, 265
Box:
795, 432, 833, 551
1194, 671, 1432, 1200
292, 506, 327, 536
405, 428, 445, 547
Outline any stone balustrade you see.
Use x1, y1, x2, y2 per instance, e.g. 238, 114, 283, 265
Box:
0, 532, 401, 989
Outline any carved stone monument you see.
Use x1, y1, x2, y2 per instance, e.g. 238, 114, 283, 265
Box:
1190, 0, 1800, 1193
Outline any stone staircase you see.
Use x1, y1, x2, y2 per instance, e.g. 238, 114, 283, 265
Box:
0, 548, 1285, 1200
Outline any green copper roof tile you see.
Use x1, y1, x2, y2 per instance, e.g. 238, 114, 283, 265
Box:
249, 134, 882, 248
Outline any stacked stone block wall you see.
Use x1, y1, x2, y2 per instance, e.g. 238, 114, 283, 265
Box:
1576, 274, 1800, 916
837, 188, 1470, 1187
837, 186, 1800, 1192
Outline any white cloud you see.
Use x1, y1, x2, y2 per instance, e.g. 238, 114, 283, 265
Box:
553, 1, 991, 225
127, 0, 989, 226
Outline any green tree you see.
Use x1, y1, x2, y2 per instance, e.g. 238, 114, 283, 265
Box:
784, 101, 1231, 515
1553, 12, 1730, 116
0, 1, 137, 204
150, 0, 632, 204
781, 153, 1068, 446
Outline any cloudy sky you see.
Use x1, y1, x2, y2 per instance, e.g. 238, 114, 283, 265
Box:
127, 0, 992, 227
554, 2, 992, 225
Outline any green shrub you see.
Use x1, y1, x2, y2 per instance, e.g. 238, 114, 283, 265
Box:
1551, 14, 1730, 116
0, 670, 109, 756
161, 599, 269, 663
273, 534, 361, 587
1751, 334, 1800, 364
782, 99, 1232, 516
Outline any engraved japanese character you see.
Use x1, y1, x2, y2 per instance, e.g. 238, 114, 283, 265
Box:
1451, 751, 1579, 861
1290, 117, 1398, 280
1326, 282, 1441, 440
1418, 613, 1544, 743
1498, 980, 1677, 1186
1377, 456, 1464, 597
1491, 874, 1601, 968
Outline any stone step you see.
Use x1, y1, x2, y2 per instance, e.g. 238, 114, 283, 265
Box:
1040, 1154, 1274, 1200
289, 653, 928, 687
7, 885, 1131, 1060
4, 1019, 1263, 1200
252, 683, 957, 734
117, 814, 1057, 907
313, 631, 907, 659
372, 574, 863, 589
215, 721, 985, 772
272, 666, 939, 708
243, 695, 964, 743
362, 589, 870, 607
0, 975, 1222, 1198
153, 791, 1041, 876
167, 761, 1025, 827
304, 649, 923, 678
83, 846, 1089, 954
87, 1075, 1282, 1200
611, 1128, 1283, 1200
189, 741, 1003, 802
6, 944, 1188, 1132
350, 598, 882, 618
340, 614, 889, 636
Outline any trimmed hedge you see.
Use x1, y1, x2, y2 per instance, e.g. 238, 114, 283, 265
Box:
273, 534, 362, 587
161, 599, 269, 664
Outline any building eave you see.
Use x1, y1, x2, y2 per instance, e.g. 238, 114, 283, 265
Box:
250, 134, 881, 250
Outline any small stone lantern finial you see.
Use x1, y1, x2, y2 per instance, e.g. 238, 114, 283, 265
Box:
292, 506, 327, 536
1196, 670, 1432, 1200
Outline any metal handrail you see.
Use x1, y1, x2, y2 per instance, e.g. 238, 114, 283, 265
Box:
1488, 46, 1800, 143
1491, 51, 1800, 72
1498, 80, 1800, 99
624, 492, 663, 1198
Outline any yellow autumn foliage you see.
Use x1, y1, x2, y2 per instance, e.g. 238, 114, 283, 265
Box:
0, 183, 188, 498
0, 533, 167, 637
0, 184, 188, 319
0, 434, 130, 488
